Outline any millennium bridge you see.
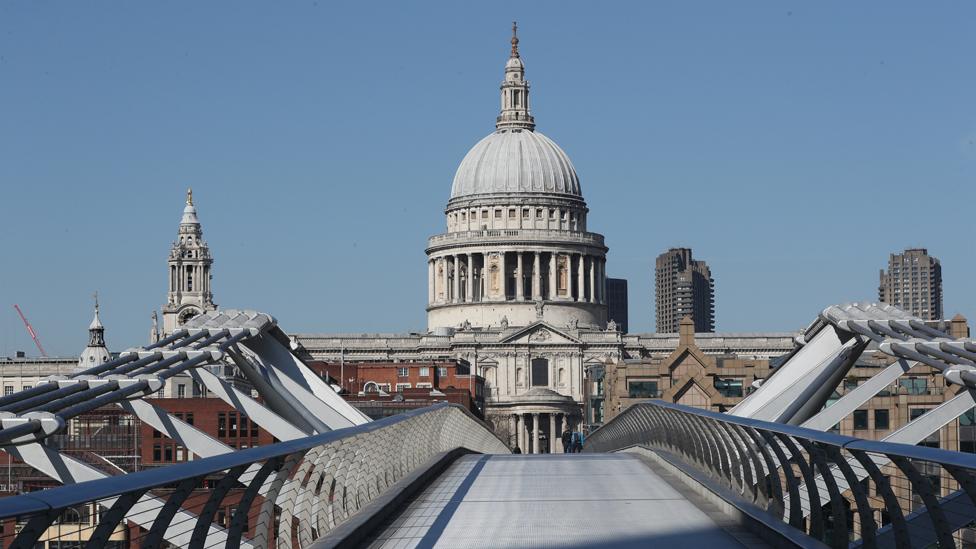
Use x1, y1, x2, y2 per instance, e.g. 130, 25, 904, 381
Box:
1, 303, 976, 547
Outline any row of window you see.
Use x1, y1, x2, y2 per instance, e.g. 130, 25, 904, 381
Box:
218, 411, 259, 439
3, 385, 30, 396
396, 367, 450, 378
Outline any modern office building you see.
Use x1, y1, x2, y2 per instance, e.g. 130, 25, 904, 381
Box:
605, 278, 628, 333
655, 248, 714, 333
878, 248, 943, 320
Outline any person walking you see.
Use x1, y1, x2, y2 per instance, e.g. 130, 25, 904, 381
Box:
571, 431, 585, 453
561, 428, 573, 454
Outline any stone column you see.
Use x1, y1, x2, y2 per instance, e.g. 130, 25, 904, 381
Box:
588, 257, 595, 304
510, 415, 518, 450
515, 252, 524, 301
441, 257, 449, 304
549, 413, 557, 453
520, 413, 528, 452
499, 251, 507, 301
532, 412, 540, 454
467, 254, 474, 303
428, 259, 434, 305
452, 255, 461, 303
577, 254, 585, 302
532, 252, 542, 300
556, 413, 564, 453
548, 253, 557, 300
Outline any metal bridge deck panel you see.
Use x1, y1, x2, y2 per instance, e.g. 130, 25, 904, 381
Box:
368, 453, 747, 548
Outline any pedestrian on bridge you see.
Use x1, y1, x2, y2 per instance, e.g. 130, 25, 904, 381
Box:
561, 428, 573, 453
571, 431, 585, 453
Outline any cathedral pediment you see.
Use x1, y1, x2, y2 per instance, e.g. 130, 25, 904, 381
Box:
499, 322, 582, 345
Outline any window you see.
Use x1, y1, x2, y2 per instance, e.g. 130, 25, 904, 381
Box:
508, 209, 515, 218
153, 444, 161, 461
522, 209, 529, 218
417, 382, 433, 389
494, 209, 501, 219
419, 367, 430, 377
396, 383, 411, 392
875, 409, 890, 430
853, 410, 869, 429
628, 380, 659, 398
714, 378, 743, 398
481, 210, 488, 219
531, 358, 549, 387
900, 377, 928, 395
177, 384, 186, 399
397, 367, 409, 377
536, 208, 543, 218
217, 413, 227, 437
438, 367, 449, 378
22, 385, 30, 391
3, 386, 12, 397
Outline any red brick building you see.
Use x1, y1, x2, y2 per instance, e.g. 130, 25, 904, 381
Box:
307, 359, 485, 418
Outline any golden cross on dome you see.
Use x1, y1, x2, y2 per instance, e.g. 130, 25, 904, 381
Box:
186, 188, 193, 206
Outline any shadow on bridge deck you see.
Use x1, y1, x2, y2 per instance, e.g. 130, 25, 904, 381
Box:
366, 453, 761, 548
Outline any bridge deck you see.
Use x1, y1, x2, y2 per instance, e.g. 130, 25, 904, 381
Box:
368, 453, 756, 548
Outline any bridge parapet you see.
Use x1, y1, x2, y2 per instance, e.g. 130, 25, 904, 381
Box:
589, 400, 976, 549
0, 403, 507, 548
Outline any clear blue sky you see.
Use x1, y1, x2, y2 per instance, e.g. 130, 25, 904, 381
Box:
2, 2, 975, 356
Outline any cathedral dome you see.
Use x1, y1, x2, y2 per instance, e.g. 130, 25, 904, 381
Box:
450, 129, 581, 199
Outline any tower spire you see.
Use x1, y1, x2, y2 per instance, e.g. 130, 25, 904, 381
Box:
496, 22, 535, 131
511, 21, 519, 58
186, 187, 193, 206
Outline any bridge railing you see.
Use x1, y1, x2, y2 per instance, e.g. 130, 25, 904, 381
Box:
587, 400, 976, 549
0, 402, 508, 549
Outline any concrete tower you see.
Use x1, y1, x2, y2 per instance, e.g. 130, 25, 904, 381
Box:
878, 248, 943, 320
655, 248, 714, 333
162, 189, 216, 335
426, 24, 609, 330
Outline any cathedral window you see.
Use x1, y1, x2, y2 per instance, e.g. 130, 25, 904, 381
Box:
522, 209, 529, 218
481, 210, 488, 219
508, 209, 515, 218
494, 209, 501, 219
536, 208, 543, 218
531, 358, 549, 387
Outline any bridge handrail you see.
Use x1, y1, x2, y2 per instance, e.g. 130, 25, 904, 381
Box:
587, 400, 976, 549
0, 402, 508, 547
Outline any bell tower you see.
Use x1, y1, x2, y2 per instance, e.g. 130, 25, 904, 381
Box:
162, 189, 216, 335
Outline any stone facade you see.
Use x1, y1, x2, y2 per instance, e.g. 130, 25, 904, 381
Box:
162, 189, 216, 336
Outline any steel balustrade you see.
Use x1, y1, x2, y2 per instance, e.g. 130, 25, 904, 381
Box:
587, 399, 976, 549
0, 403, 507, 548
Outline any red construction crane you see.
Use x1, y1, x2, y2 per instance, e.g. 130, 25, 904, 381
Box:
13, 304, 48, 357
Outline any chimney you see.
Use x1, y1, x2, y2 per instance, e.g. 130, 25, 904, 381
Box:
950, 314, 970, 339
679, 316, 695, 347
